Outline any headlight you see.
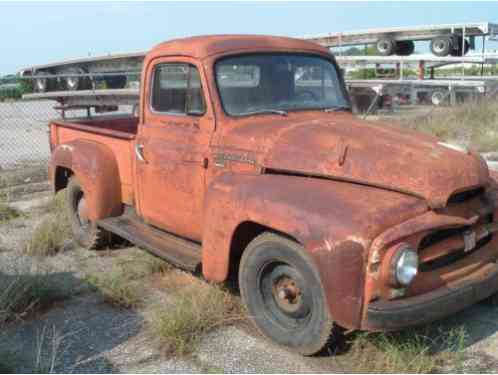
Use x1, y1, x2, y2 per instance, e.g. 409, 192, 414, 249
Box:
392, 245, 419, 287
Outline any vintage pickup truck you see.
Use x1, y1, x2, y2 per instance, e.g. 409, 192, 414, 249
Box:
48, 35, 498, 355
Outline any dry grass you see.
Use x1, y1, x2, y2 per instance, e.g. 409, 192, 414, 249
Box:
0, 189, 20, 223
86, 270, 145, 309
114, 251, 171, 280
24, 190, 71, 256
0, 202, 19, 222
146, 272, 245, 356
86, 251, 169, 309
0, 272, 70, 326
341, 326, 467, 373
403, 99, 498, 152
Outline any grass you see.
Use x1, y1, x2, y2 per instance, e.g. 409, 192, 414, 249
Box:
0, 272, 70, 325
146, 273, 245, 356
341, 326, 467, 373
86, 270, 145, 309
86, 251, 169, 309
402, 99, 498, 152
0, 202, 19, 222
0, 189, 20, 223
24, 190, 71, 256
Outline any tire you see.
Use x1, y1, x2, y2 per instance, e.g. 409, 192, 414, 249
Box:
430, 36, 453, 57
482, 292, 498, 307
431, 90, 447, 106
33, 71, 54, 93
376, 38, 396, 56
395, 40, 415, 56
450, 39, 470, 56
239, 232, 336, 355
62, 68, 91, 91
66, 177, 111, 249
104, 75, 127, 89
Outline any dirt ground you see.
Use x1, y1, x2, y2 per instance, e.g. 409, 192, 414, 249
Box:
2, 165, 498, 374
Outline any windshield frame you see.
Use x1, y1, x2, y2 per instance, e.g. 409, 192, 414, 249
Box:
213, 52, 352, 118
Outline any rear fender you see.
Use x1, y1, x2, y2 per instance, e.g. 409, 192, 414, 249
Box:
49, 140, 123, 221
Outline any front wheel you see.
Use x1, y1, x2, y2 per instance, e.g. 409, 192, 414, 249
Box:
239, 232, 336, 355
66, 177, 111, 249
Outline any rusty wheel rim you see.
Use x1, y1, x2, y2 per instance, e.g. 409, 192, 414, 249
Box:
259, 262, 312, 328
272, 275, 303, 314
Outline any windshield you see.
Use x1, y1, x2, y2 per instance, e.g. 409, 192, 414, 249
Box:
215, 54, 349, 116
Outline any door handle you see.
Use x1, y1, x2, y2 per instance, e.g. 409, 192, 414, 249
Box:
135, 144, 147, 163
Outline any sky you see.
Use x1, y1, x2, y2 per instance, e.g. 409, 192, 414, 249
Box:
2, 1, 498, 75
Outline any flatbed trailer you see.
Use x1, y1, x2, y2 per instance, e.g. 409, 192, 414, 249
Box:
18, 21, 498, 93
23, 75, 498, 117
308, 22, 498, 56
337, 54, 498, 79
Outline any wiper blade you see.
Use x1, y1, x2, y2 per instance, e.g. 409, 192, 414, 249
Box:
324, 106, 350, 113
239, 109, 288, 116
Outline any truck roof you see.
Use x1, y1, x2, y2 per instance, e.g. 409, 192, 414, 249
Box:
148, 34, 331, 60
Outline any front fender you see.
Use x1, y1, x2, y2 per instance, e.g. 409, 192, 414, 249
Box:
49, 139, 123, 221
201, 173, 427, 329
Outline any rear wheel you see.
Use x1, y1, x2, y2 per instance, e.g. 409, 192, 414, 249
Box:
66, 177, 111, 249
239, 232, 337, 355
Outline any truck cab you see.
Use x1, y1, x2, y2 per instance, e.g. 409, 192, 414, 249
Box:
48, 35, 498, 355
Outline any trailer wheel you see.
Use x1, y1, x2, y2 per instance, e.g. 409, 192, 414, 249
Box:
33, 71, 53, 93
239, 232, 337, 355
105, 75, 127, 89
430, 36, 453, 57
451, 38, 470, 56
395, 41, 415, 56
431, 90, 447, 106
376, 38, 396, 56
67, 177, 111, 250
62, 68, 91, 91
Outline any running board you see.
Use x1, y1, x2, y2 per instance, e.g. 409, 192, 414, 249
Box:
97, 210, 202, 272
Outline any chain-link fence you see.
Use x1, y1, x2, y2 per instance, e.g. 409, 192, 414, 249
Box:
0, 100, 54, 170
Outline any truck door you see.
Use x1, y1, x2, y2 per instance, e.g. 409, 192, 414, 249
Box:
135, 58, 214, 241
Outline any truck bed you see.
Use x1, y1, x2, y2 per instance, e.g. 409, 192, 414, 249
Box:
50, 114, 137, 204
52, 114, 138, 139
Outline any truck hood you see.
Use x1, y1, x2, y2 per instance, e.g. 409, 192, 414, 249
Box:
218, 112, 489, 208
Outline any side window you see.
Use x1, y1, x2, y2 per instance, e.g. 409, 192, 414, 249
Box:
151, 63, 205, 115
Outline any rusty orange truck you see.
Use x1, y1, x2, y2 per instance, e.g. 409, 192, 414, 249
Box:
47, 35, 498, 355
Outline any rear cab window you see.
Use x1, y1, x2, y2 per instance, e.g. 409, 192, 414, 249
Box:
151, 63, 205, 115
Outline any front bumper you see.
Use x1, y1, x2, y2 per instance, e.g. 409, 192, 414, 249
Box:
363, 262, 498, 331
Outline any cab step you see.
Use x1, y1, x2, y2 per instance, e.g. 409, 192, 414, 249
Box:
97, 209, 202, 272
